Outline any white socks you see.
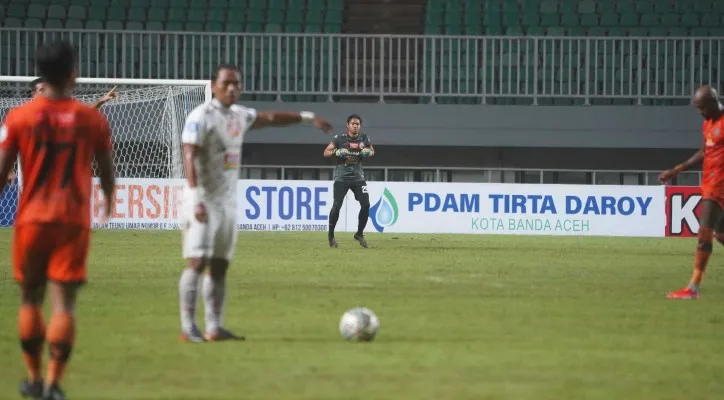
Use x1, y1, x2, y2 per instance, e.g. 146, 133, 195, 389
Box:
202, 274, 226, 334
179, 268, 201, 333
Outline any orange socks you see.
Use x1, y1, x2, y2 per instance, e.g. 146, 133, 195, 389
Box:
45, 312, 75, 387
692, 227, 714, 286
18, 305, 46, 382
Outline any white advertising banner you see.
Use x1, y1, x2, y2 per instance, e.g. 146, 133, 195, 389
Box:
350, 182, 666, 237
92, 179, 665, 237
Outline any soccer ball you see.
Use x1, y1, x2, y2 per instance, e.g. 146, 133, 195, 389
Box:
339, 307, 380, 342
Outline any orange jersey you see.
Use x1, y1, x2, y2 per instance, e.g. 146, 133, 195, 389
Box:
0, 96, 112, 228
702, 117, 724, 187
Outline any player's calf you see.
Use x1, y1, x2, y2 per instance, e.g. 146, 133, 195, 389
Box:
18, 284, 47, 393
179, 257, 206, 340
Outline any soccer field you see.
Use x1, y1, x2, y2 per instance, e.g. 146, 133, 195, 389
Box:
0, 230, 723, 400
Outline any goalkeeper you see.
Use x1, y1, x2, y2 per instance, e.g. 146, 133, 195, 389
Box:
323, 114, 375, 248
6, 79, 118, 185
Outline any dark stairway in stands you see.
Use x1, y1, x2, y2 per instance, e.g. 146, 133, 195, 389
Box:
339, 0, 427, 103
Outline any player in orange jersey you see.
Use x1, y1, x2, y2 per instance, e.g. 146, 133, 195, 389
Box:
6, 79, 118, 187
0, 40, 116, 400
659, 85, 724, 299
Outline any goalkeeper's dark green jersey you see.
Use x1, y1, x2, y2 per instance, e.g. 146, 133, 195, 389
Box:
332, 132, 372, 182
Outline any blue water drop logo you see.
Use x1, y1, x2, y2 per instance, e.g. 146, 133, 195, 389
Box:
369, 188, 399, 233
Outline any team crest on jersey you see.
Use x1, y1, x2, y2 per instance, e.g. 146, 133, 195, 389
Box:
227, 119, 242, 137
224, 153, 240, 169
349, 142, 360, 149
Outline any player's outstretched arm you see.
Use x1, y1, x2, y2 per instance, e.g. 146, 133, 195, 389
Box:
91, 86, 118, 109
252, 111, 333, 133
659, 147, 704, 183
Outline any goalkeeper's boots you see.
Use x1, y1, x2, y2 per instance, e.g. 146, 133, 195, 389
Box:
666, 287, 699, 300
354, 233, 368, 248
205, 327, 245, 342
42, 384, 66, 400
179, 324, 206, 343
329, 235, 338, 248
19, 378, 43, 399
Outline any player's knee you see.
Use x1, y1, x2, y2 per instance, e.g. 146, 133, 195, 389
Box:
359, 197, 370, 209
715, 232, 724, 246
20, 336, 43, 354
20, 285, 45, 306
331, 201, 344, 211
186, 257, 207, 271
49, 282, 80, 314
209, 259, 229, 279
48, 342, 73, 363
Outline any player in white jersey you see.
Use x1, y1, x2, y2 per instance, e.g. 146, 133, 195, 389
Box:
178, 64, 333, 342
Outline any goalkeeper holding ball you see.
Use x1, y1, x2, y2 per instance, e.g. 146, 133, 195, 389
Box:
324, 114, 375, 248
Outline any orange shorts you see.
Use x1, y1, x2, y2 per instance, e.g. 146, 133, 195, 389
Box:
13, 224, 90, 286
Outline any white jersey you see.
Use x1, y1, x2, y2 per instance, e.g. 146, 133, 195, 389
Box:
181, 99, 256, 207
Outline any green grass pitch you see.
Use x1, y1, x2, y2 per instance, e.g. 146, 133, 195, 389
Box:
0, 230, 723, 399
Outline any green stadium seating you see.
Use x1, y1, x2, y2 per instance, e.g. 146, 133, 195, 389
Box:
420, 0, 724, 104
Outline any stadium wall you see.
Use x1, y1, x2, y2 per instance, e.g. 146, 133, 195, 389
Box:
239, 102, 702, 149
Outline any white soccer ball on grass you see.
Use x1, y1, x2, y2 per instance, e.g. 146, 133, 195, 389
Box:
339, 307, 380, 342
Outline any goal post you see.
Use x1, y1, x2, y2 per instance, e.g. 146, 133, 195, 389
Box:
0, 77, 211, 227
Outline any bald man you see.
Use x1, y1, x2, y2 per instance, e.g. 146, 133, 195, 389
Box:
660, 85, 724, 299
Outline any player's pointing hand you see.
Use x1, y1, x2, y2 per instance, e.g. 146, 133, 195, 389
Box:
312, 117, 333, 133
658, 168, 678, 184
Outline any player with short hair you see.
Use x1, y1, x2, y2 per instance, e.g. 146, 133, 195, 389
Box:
324, 114, 375, 248
660, 85, 724, 299
0, 40, 116, 400
178, 64, 333, 342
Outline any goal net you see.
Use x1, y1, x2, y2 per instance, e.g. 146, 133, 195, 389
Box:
0, 77, 210, 227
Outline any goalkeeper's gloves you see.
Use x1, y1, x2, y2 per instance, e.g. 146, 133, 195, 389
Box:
332, 148, 349, 158
360, 148, 373, 158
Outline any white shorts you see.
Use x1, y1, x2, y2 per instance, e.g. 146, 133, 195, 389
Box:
181, 201, 237, 261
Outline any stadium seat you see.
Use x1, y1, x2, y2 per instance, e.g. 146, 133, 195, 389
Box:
47, 5, 66, 20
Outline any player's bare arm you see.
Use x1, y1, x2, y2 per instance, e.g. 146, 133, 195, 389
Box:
252, 111, 333, 133
659, 147, 704, 183
0, 145, 18, 194
324, 141, 338, 158
182, 143, 207, 223
91, 86, 118, 109
95, 146, 116, 224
